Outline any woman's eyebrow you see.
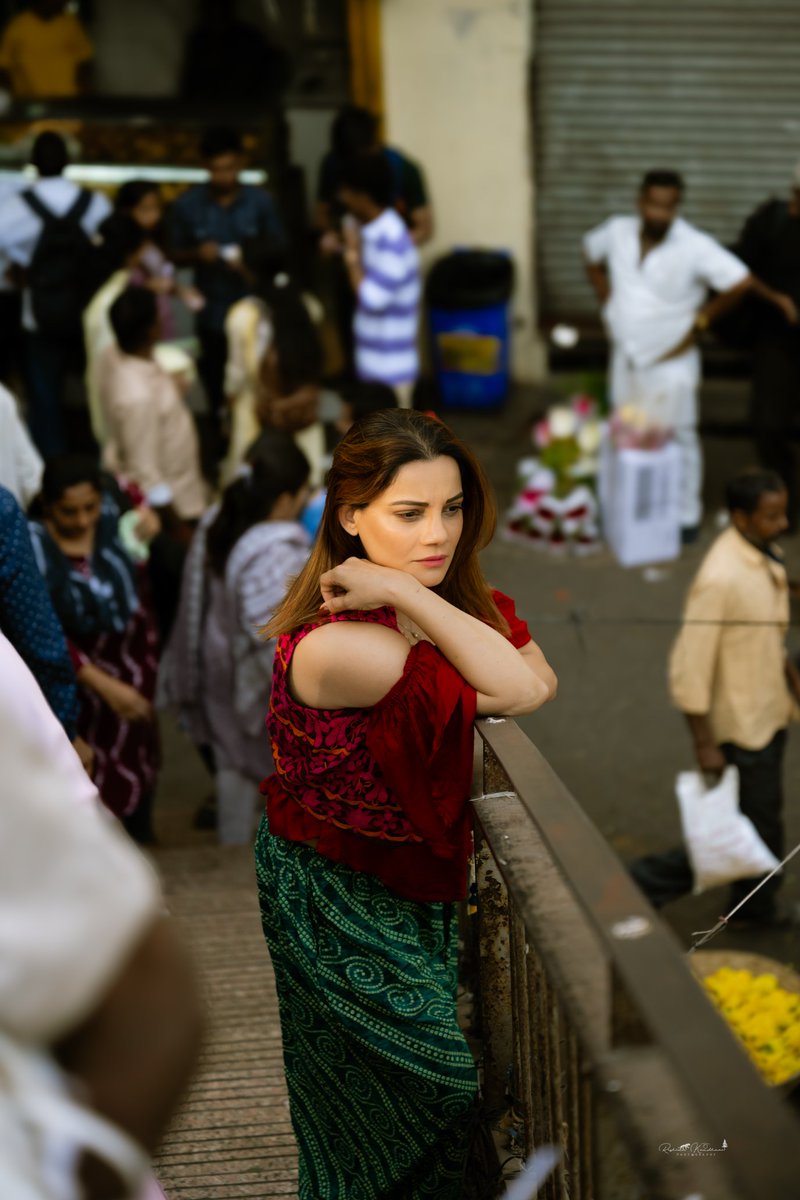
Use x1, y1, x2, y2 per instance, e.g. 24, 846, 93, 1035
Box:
389, 492, 464, 507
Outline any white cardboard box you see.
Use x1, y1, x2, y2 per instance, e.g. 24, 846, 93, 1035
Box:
599, 438, 681, 567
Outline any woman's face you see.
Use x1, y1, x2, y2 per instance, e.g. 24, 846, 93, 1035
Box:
131, 191, 162, 231
341, 456, 464, 587
46, 483, 102, 542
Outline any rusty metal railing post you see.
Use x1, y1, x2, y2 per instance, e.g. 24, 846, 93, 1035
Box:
474, 820, 513, 1115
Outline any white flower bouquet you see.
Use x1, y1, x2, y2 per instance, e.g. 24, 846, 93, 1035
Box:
504, 395, 602, 554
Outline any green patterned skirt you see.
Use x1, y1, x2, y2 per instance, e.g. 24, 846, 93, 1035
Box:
254, 814, 478, 1200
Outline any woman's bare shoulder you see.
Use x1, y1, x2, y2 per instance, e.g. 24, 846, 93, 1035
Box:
290, 620, 410, 709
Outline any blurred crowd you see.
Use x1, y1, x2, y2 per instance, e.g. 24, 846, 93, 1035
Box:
0, 94, 432, 850
0, 7, 443, 1193
0, 0, 288, 104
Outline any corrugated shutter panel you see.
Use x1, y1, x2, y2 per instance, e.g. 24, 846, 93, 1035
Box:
535, 0, 800, 319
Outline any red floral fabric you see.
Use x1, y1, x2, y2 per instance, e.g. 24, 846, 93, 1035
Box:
262, 590, 531, 901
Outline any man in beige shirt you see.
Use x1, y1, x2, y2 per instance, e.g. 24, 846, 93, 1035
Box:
631, 468, 799, 926
98, 286, 208, 522
98, 285, 209, 640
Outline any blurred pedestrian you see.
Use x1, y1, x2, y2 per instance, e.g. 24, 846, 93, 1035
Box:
180, 0, 289, 104
0, 0, 94, 98
98, 286, 207, 525
83, 214, 148, 446
0, 173, 25, 388
28, 456, 161, 843
0, 131, 110, 457
333, 378, 398, 438
630, 468, 800, 926
165, 432, 311, 844
115, 178, 206, 341
315, 105, 432, 381
0, 380, 41, 507
735, 165, 800, 529
168, 127, 287, 464
97, 287, 208, 642
0, 484, 94, 774
316, 105, 433, 249
0, 631, 201, 1200
256, 409, 556, 1198
339, 151, 421, 409
584, 169, 795, 541
246, 279, 327, 486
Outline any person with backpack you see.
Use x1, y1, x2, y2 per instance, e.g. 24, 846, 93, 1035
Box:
0, 131, 110, 458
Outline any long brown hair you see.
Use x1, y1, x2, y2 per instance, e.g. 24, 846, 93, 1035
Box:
267, 409, 508, 637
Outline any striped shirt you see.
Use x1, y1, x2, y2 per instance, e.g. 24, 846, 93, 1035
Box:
355, 208, 421, 386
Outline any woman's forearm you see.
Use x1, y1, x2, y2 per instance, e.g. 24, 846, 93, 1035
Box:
77, 661, 114, 702
392, 577, 554, 715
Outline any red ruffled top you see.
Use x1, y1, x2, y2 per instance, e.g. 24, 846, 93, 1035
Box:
262, 590, 531, 902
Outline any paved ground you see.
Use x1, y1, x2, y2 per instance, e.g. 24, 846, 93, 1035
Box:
152, 846, 298, 1198
149, 374, 800, 1196
446, 376, 800, 964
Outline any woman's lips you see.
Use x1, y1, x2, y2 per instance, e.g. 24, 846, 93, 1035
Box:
416, 556, 447, 565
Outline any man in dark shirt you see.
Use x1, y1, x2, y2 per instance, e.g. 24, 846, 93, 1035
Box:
315, 105, 433, 249
168, 127, 287, 462
180, 0, 289, 103
735, 168, 800, 527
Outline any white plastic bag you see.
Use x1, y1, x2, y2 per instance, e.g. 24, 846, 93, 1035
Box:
676, 765, 780, 894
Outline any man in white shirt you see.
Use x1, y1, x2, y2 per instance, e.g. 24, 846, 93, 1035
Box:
584, 170, 796, 538
0, 131, 110, 458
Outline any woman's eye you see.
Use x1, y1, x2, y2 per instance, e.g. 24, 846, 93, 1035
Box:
444, 505, 464, 516
398, 511, 421, 520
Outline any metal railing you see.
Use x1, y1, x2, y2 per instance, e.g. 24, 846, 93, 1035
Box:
469, 717, 800, 1200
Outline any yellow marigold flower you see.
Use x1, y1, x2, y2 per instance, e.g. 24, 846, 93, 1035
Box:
702, 967, 800, 1087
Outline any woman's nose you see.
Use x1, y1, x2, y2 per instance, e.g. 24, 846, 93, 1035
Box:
421, 514, 446, 543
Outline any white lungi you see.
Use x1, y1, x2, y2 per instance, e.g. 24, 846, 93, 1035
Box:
610, 345, 702, 529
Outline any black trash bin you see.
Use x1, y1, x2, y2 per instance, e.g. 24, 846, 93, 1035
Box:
426, 250, 514, 409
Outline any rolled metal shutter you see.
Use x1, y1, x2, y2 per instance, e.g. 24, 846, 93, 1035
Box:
535, 0, 800, 320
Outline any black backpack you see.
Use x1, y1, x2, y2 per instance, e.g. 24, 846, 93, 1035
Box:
22, 188, 94, 339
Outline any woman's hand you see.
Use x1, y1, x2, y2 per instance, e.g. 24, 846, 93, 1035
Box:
341, 219, 360, 253
134, 505, 162, 544
197, 241, 220, 264
146, 275, 175, 295
319, 558, 413, 614
178, 284, 206, 312
103, 679, 154, 723
319, 230, 342, 257
78, 662, 153, 722
72, 735, 95, 777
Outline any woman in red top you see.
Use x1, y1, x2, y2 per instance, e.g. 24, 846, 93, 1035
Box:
256, 409, 556, 1200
